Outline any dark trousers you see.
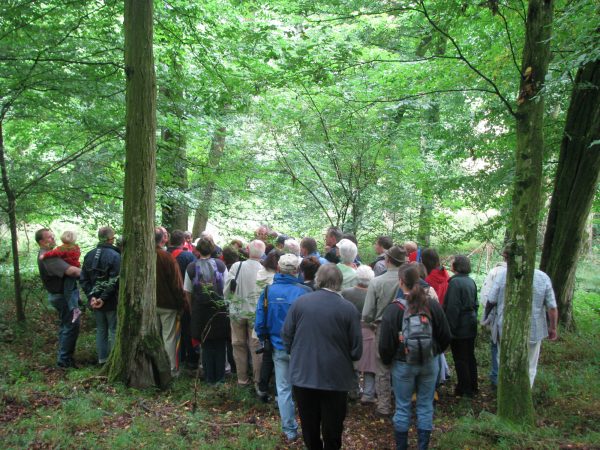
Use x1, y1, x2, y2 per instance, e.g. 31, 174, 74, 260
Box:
226, 334, 236, 374
258, 344, 274, 393
450, 337, 478, 396
293, 386, 347, 450
202, 339, 226, 383
179, 310, 199, 369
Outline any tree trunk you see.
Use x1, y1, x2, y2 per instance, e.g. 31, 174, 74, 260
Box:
415, 34, 445, 248
539, 58, 600, 331
498, 0, 554, 425
0, 122, 25, 322
160, 127, 189, 232
159, 73, 189, 232
192, 125, 226, 237
108, 0, 170, 389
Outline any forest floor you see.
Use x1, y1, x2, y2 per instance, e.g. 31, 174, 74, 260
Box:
1, 261, 599, 449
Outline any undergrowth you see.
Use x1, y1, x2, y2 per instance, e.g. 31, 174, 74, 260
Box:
0, 258, 599, 449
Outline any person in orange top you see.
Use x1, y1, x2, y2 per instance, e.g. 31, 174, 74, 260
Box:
40, 230, 81, 322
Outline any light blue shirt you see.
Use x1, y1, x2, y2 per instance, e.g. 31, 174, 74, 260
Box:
488, 268, 557, 343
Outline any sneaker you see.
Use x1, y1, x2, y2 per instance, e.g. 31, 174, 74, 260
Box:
360, 396, 376, 404
72, 308, 82, 323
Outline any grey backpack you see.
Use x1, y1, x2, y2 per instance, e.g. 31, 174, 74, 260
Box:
396, 299, 434, 365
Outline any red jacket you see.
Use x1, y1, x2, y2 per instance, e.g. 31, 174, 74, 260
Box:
42, 244, 81, 268
425, 267, 450, 306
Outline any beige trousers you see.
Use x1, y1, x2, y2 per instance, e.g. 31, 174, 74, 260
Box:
156, 307, 179, 372
231, 317, 262, 385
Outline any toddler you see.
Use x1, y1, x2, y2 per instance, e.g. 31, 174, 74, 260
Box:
41, 230, 82, 322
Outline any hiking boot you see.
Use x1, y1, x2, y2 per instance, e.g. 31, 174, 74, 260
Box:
394, 430, 408, 450
417, 429, 431, 450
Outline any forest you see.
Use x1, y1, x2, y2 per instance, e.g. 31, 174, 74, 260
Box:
1, 0, 599, 448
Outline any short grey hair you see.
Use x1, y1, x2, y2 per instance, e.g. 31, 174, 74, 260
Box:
337, 238, 357, 264
355, 265, 375, 287
200, 230, 213, 241
315, 264, 343, 291
98, 226, 115, 243
248, 239, 266, 258
283, 239, 301, 256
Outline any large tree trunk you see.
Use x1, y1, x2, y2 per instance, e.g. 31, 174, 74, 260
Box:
497, 0, 554, 425
539, 59, 600, 330
108, 0, 170, 389
0, 122, 25, 322
192, 125, 226, 237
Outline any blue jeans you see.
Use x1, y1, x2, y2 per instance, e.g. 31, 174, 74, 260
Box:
391, 358, 438, 432
273, 348, 298, 439
490, 341, 498, 386
48, 293, 80, 367
94, 310, 117, 363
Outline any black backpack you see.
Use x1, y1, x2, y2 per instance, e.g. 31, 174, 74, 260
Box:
395, 299, 434, 365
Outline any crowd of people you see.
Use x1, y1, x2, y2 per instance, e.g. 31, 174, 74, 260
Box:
35, 225, 559, 450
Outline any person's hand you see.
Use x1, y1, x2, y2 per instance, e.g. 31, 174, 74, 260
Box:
548, 329, 558, 341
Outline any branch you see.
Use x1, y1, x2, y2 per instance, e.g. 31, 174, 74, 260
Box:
334, 54, 463, 72
418, 0, 516, 117
326, 88, 498, 104
496, 6, 521, 75
271, 131, 335, 227
0, 56, 123, 69
14, 129, 117, 199
301, 85, 350, 199
304, 6, 418, 23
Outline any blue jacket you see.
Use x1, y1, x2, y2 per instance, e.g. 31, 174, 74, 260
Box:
255, 273, 312, 351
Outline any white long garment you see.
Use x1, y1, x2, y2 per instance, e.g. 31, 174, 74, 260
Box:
488, 269, 557, 343
480, 262, 507, 344
490, 269, 557, 387
223, 259, 264, 317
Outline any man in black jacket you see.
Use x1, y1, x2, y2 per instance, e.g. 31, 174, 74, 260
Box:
80, 226, 121, 365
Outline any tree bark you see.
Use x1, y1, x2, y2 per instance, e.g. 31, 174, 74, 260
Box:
0, 122, 25, 322
160, 126, 189, 232
192, 125, 226, 237
415, 33, 445, 247
498, 0, 554, 425
107, 0, 170, 389
539, 58, 600, 330
159, 71, 189, 232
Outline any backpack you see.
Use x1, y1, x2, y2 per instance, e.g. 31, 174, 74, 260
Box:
395, 299, 434, 365
192, 258, 224, 299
